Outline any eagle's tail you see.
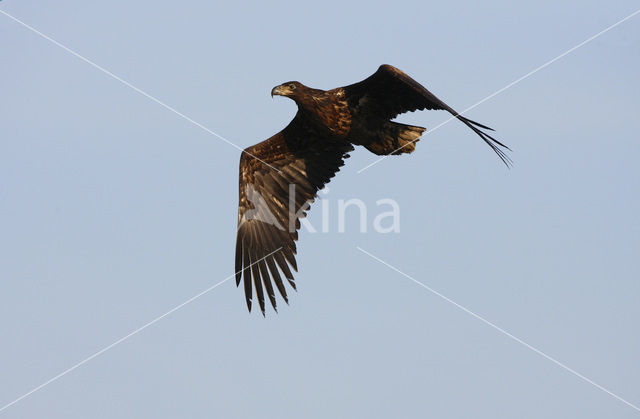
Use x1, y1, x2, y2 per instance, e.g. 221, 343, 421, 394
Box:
365, 122, 425, 155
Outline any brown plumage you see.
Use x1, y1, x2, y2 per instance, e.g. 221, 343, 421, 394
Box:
236, 64, 510, 314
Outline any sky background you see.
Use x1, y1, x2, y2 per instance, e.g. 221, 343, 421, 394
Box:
1, 1, 639, 418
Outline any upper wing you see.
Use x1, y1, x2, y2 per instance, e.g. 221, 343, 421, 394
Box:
343, 64, 511, 165
236, 129, 353, 314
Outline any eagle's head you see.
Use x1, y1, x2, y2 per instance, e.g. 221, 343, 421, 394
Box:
271, 81, 306, 100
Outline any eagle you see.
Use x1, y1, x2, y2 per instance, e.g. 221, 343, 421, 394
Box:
235, 64, 510, 314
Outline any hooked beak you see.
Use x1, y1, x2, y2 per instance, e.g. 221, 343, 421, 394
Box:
271, 85, 290, 98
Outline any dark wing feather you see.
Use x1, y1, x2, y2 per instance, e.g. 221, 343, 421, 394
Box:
236, 126, 353, 314
343, 64, 511, 165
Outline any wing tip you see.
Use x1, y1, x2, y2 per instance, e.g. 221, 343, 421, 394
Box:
456, 114, 513, 167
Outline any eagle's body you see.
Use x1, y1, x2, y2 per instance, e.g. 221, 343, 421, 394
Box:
236, 65, 510, 314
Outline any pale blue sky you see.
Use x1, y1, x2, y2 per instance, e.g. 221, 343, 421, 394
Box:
1, 1, 639, 418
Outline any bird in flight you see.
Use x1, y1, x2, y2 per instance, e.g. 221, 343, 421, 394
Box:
235, 64, 510, 314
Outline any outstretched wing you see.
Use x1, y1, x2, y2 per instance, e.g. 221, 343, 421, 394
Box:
236, 129, 353, 314
343, 64, 511, 165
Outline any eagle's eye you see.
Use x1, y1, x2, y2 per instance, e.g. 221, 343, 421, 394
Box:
288, 83, 297, 90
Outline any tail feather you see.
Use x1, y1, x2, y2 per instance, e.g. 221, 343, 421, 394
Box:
365, 122, 426, 155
